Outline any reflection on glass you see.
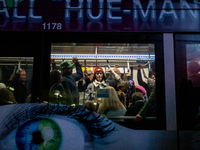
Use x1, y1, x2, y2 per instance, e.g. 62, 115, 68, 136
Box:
186, 44, 200, 87
187, 45, 200, 130
178, 44, 200, 130
0, 57, 33, 105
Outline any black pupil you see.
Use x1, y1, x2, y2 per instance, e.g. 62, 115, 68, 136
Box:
31, 131, 44, 144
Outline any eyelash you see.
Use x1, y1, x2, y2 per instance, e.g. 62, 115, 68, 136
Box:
0, 104, 115, 140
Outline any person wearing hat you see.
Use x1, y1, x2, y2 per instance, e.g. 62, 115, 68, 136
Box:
135, 85, 146, 97
137, 64, 154, 98
60, 57, 83, 106
85, 67, 108, 104
135, 61, 156, 121
78, 70, 94, 92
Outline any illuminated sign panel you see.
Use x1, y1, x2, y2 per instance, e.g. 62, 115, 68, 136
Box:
0, 0, 200, 31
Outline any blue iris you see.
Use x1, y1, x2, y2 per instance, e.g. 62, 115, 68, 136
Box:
16, 119, 40, 150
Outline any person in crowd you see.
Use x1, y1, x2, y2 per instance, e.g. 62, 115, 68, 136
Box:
120, 71, 136, 107
50, 70, 63, 87
50, 57, 57, 71
0, 83, 6, 89
60, 57, 83, 106
135, 85, 146, 97
135, 61, 156, 121
137, 64, 154, 98
125, 79, 136, 107
125, 92, 145, 116
97, 86, 127, 117
85, 67, 108, 104
178, 60, 200, 130
117, 83, 146, 108
49, 70, 73, 105
78, 70, 94, 92
117, 91, 126, 107
135, 85, 147, 103
8, 68, 31, 103
117, 82, 129, 94
0, 88, 17, 105
105, 64, 123, 91
84, 100, 95, 112
117, 82, 130, 107
144, 74, 155, 88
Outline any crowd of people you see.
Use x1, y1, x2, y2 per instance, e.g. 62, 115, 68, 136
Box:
0, 57, 156, 122
48, 57, 156, 121
2, 56, 200, 131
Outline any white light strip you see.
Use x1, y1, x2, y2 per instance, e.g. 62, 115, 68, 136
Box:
51, 54, 96, 58
51, 54, 155, 59
97, 54, 155, 59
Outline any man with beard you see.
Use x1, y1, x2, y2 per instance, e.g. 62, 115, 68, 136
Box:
60, 57, 83, 106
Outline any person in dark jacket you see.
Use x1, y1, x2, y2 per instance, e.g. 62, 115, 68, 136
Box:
49, 70, 73, 105
8, 68, 31, 103
78, 70, 94, 92
178, 61, 200, 130
117, 71, 136, 107
125, 92, 144, 116
105, 65, 123, 91
137, 64, 154, 98
60, 57, 83, 106
135, 61, 156, 121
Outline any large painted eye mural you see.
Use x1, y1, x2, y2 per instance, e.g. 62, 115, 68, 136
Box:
16, 118, 62, 150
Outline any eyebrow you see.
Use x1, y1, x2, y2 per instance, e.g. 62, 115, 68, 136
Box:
0, 103, 115, 140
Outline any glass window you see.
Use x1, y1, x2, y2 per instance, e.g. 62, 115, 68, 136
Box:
50, 43, 157, 129
0, 57, 33, 105
175, 34, 200, 130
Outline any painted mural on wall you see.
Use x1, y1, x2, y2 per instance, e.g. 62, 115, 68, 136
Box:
0, 0, 200, 32
0, 103, 178, 150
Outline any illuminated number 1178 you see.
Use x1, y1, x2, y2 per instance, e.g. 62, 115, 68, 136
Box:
42, 23, 62, 30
